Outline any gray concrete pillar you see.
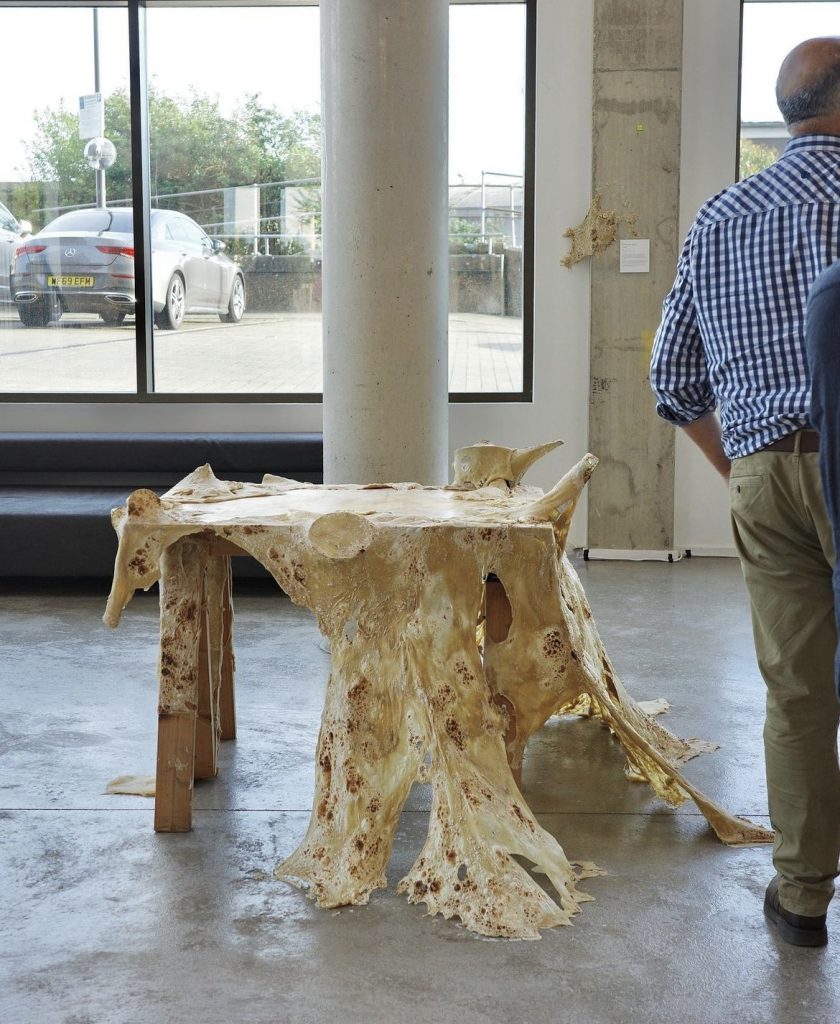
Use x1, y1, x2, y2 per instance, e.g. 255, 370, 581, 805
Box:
587, 0, 682, 550
321, 0, 450, 485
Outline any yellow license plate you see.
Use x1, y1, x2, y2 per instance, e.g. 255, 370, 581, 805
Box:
48, 275, 94, 287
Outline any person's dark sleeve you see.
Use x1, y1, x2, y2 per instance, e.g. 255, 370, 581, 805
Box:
806, 268, 840, 528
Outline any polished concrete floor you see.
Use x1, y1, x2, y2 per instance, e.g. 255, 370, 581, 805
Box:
2, 557, 839, 1024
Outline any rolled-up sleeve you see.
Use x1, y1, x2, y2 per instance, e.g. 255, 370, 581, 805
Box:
650, 231, 715, 425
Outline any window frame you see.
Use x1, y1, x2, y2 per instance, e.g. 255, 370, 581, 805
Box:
0, 0, 535, 404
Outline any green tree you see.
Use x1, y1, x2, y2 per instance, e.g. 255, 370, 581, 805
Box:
25, 87, 320, 229
239, 95, 320, 183
739, 138, 779, 180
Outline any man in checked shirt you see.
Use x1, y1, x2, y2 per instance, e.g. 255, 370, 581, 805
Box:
650, 38, 840, 947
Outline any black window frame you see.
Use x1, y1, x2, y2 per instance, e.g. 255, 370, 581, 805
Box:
0, 0, 535, 404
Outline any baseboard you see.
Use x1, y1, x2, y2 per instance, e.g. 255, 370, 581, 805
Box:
578, 548, 684, 563
678, 545, 737, 558
575, 545, 738, 562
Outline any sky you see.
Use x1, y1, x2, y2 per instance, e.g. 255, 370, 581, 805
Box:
0, 4, 525, 184
3, 2, 838, 185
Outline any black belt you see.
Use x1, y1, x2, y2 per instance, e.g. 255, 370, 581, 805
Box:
760, 430, 820, 453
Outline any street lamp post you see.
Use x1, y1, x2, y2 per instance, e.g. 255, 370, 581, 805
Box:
93, 9, 106, 208
84, 137, 116, 205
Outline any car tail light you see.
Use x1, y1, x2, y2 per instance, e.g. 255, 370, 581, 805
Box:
96, 245, 135, 258
15, 244, 46, 257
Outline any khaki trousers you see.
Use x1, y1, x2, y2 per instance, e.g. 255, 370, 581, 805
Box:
730, 442, 840, 916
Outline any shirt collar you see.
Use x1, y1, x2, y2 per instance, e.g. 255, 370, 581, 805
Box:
782, 133, 840, 156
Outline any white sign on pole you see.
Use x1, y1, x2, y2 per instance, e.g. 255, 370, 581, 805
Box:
224, 185, 261, 252
79, 93, 104, 140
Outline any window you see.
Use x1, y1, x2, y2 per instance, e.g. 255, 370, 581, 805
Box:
0, 3, 135, 392
740, 1, 840, 178
0, 1, 533, 402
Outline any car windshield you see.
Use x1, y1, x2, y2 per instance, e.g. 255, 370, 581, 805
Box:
43, 209, 134, 234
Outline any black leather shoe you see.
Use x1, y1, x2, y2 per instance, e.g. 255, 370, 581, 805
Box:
764, 878, 828, 947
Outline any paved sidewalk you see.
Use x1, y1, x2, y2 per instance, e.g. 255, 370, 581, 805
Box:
0, 310, 523, 395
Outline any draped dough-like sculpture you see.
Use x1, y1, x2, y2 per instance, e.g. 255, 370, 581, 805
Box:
105, 442, 771, 940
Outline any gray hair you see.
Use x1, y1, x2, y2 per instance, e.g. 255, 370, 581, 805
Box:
777, 60, 840, 124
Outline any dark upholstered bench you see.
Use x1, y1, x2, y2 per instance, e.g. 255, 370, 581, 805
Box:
0, 432, 323, 577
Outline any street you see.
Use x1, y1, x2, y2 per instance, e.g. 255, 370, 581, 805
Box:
0, 310, 523, 395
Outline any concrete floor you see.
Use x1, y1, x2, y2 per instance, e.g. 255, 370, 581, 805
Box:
2, 556, 839, 1024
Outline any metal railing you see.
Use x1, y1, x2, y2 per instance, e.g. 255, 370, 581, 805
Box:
30, 174, 524, 255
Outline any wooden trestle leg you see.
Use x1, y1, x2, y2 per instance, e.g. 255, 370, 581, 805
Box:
217, 557, 236, 741
193, 582, 217, 781
154, 714, 198, 833
154, 539, 209, 833
194, 557, 231, 779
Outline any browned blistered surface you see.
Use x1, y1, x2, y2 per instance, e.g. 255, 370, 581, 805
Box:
105, 446, 772, 939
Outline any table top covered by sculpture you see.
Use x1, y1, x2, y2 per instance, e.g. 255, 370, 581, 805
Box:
104, 439, 771, 939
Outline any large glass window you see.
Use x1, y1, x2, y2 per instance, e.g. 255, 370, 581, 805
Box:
448, 2, 528, 398
143, 3, 322, 395
740, 2, 840, 178
0, 5, 134, 393
0, 1, 532, 401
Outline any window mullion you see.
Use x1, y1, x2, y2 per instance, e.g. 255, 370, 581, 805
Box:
127, 0, 154, 397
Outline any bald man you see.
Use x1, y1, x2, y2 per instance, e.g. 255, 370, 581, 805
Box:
651, 38, 840, 947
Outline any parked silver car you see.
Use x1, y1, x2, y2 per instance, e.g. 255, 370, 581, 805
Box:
12, 207, 246, 329
0, 200, 32, 303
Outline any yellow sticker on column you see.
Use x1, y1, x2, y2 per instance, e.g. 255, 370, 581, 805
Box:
642, 329, 655, 373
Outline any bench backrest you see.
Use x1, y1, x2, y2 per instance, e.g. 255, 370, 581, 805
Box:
0, 432, 324, 486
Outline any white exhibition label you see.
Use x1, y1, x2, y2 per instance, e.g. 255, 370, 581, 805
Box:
79, 94, 104, 140
619, 238, 650, 274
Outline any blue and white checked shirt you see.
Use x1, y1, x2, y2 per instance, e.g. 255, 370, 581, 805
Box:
650, 134, 840, 458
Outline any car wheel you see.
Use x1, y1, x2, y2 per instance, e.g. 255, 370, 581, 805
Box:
156, 274, 186, 330
220, 275, 246, 323
100, 310, 127, 326
18, 294, 61, 328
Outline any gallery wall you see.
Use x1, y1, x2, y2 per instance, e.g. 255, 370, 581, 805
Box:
674, 0, 741, 554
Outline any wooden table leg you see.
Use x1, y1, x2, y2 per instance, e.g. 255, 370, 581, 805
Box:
217, 557, 236, 741
155, 713, 198, 832
194, 554, 235, 773
193, 577, 218, 780
154, 539, 208, 833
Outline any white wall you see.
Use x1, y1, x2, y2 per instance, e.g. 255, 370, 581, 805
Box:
0, 0, 596, 546
674, 0, 742, 554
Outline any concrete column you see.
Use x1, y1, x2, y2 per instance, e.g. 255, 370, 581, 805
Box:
321, 0, 450, 485
587, 0, 682, 550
